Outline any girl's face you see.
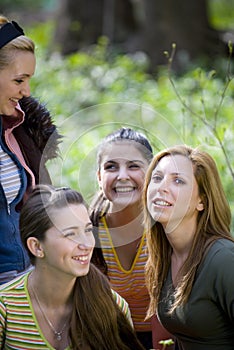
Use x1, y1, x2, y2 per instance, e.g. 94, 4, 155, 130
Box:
0, 51, 35, 117
147, 154, 204, 233
39, 204, 95, 278
98, 141, 149, 209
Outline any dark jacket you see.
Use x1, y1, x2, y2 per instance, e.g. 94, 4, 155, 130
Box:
0, 96, 61, 273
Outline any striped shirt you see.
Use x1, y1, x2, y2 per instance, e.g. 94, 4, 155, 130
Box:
0, 272, 132, 349
99, 217, 151, 332
0, 144, 21, 206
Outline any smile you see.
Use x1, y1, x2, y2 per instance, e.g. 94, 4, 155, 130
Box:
154, 200, 171, 207
72, 255, 89, 262
115, 187, 135, 193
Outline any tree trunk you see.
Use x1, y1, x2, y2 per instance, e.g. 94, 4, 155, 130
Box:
142, 0, 222, 71
52, 0, 225, 72
52, 0, 137, 55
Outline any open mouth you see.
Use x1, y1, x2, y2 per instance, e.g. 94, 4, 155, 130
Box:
72, 255, 89, 262
114, 186, 135, 193
154, 200, 172, 207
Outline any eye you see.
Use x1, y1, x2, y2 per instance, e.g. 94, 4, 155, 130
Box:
104, 162, 118, 171
129, 163, 140, 169
152, 174, 163, 182
63, 231, 76, 239
85, 227, 94, 234
174, 177, 185, 185
15, 79, 24, 84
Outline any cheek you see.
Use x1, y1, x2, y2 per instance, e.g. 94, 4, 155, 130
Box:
138, 172, 147, 185
146, 185, 154, 208
147, 181, 155, 197
102, 175, 114, 192
90, 235, 96, 249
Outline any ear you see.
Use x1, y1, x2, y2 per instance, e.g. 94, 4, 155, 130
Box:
27, 237, 44, 258
197, 197, 204, 212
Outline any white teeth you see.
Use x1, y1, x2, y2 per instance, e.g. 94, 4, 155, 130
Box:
155, 200, 171, 206
10, 98, 18, 103
73, 256, 88, 261
115, 187, 134, 193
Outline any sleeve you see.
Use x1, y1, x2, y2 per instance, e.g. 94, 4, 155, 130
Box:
0, 298, 6, 348
112, 289, 134, 327
210, 243, 234, 321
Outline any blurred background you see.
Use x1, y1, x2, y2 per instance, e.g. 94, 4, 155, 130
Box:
1, 0, 234, 228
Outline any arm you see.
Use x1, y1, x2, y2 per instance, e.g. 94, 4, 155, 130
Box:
0, 299, 6, 348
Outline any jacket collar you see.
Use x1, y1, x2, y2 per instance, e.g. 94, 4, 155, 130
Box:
1, 103, 25, 131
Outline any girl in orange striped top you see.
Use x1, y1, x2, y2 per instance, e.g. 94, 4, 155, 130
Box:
90, 128, 173, 349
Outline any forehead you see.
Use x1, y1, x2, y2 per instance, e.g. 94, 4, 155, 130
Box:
100, 141, 147, 162
49, 204, 90, 230
5, 51, 35, 76
154, 154, 194, 175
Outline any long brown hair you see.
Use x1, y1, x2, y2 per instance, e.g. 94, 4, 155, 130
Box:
143, 145, 232, 317
20, 184, 144, 350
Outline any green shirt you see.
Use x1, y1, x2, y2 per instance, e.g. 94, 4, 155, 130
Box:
0, 272, 132, 349
159, 239, 234, 350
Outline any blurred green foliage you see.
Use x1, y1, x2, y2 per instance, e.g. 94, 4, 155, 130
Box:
9, 0, 232, 230
0, 0, 56, 12
208, 0, 234, 29
26, 22, 234, 234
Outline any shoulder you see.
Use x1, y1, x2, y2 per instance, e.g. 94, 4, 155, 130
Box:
0, 274, 27, 319
0, 273, 27, 296
203, 238, 234, 275
207, 238, 234, 260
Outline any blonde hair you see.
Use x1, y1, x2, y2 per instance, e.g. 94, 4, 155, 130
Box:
0, 14, 35, 70
143, 144, 232, 317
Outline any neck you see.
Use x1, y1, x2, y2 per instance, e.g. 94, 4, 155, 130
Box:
105, 206, 144, 247
29, 270, 74, 307
28, 272, 72, 347
107, 202, 143, 227
164, 218, 197, 253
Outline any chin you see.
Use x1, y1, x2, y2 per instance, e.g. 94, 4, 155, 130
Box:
78, 267, 90, 277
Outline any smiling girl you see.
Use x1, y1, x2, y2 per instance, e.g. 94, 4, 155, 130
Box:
90, 127, 173, 349
0, 15, 60, 284
0, 184, 144, 350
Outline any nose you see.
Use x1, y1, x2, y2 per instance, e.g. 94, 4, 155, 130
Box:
157, 177, 169, 193
117, 166, 130, 180
77, 243, 92, 250
21, 82, 31, 97
76, 231, 95, 249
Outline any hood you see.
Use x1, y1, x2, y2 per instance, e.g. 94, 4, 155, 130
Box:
19, 96, 62, 161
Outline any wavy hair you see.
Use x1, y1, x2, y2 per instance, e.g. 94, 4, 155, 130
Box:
143, 144, 232, 316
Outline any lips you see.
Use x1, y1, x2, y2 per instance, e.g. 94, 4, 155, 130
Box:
10, 98, 19, 105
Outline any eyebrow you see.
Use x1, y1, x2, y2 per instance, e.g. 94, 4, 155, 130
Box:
128, 160, 145, 164
15, 73, 32, 78
105, 159, 145, 164
153, 170, 187, 176
61, 223, 93, 232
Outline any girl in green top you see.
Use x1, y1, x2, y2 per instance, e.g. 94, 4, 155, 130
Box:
144, 144, 234, 350
0, 184, 144, 350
